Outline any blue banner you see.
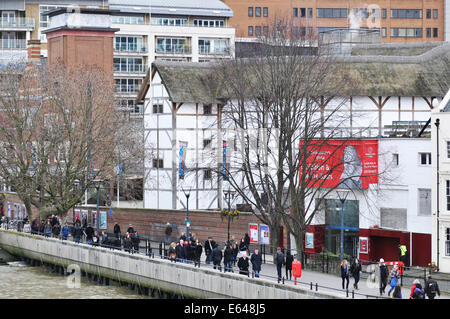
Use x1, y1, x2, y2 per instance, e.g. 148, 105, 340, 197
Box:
179, 141, 188, 179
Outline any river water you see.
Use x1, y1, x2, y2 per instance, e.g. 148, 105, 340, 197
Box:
0, 262, 147, 299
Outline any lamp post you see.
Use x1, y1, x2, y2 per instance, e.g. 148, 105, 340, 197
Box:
435, 117, 440, 270
224, 188, 236, 242
337, 189, 350, 261
182, 187, 191, 240
95, 182, 101, 233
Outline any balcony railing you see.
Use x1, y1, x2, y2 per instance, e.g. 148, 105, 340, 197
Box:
115, 85, 142, 93
113, 64, 148, 74
0, 39, 27, 50
0, 18, 35, 29
114, 45, 148, 54
155, 44, 191, 55
198, 45, 231, 56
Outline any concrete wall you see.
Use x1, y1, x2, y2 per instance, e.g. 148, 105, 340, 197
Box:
0, 229, 341, 299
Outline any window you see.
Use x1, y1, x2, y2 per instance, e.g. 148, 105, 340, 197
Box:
317, 8, 348, 18
193, 19, 224, 27
380, 208, 407, 230
392, 153, 399, 166
204, 169, 212, 180
308, 8, 313, 18
152, 17, 188, 26
255, 26, 261, 36
40, 5, 59, 28
114, 78, 143, 93
117, 99, 141, 114
293, 8, 298, 17
447, 180, 450, 210
300, 8, 306, 17
433, 28, 438, 38
255, 7, 261, 17
382, 8, 387, 19
263, 26, 269, 36
248, 26, 253, 36
433, 9, 438, 19
153, 158, 164, 168
248, 7, 253, 17
426, 9, 431, 19
427, 28, 431, 38
203, 139, 211, 148
418, 189, 431, 216
446, 228, 450, 256
382, 28, 387, 37
390, 9, 422, 19
419, 153, 431, 165
263, 7, 268, 17
153, 104, 163, 113
156, 37, 190, 54
114, 36, 145, 52
203, 104, 212, 114
112, 15, 145, 24
113, 57, 144, 73
390, 28, 422, 38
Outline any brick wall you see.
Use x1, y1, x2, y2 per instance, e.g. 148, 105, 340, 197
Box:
0, 192, 39, 219
72, 206, 289, 247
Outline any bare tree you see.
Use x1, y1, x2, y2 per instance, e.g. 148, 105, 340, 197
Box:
217, 17, 385, 254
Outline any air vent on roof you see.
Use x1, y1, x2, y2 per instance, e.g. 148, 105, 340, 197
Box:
213, 10, 220, 14
169, 9, 177, 12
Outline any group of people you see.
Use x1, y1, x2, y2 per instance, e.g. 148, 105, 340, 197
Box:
340, 258, 362, 290
378, 258, 441, 299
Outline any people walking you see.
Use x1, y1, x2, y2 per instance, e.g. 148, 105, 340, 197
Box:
176, 239, 187, 263
113, 223, 121, 239
239, 238, 247, 253
250, 248, 262, 278
204, 237, 215, 264
409, 279, 420, 299
44, 220, 52, 237
231, 241, 239, 266
61, 223, 69, 240
350, 258, 362, 290
387, 265, 400, 297
165, 222, 172, 244
194, 240, 203, 267
52, 223, 61, 238
237, 250, 250, 276
392, 283, 402, 299
285, 250, 293, 281
168, 242, 177, 262
411, 282, 425, 299
73, 220, 82, 244
223, 244, 233, 272
398, 244, 408, 268
425, 276, 441, 299
85, 224, 94, 245
379, 258, 388, 295
275, 247, 285, 283
212, 244, 223, 271
340, 259, 350, 290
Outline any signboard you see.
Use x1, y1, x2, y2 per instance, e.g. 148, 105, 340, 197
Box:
179, 141, 188, 179
359, 237, 369, 254
74, 209, 80, 223
259, 224, 270, 245
100, 211, 107, 229
299, 139, 378, 189
7, 202, 10, 218
305, 232, 314, 249
249, 223, 259, 243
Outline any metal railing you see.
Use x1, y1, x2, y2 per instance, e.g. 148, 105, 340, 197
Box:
0, 18, 35, 29
0, 39, 27, 50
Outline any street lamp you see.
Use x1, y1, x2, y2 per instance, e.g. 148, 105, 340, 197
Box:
224, 188, 236, 242
182, 187, 191, 241
336, 189, 351, 262
93, 179, 102, 233
434, 117, 440, 270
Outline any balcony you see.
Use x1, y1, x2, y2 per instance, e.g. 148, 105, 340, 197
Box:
155, 44, 191, 55
0, 18, 35, 30
114, 45, 148, 54
198, 45, 231, 56
113, 64, 148, 74
0, 39, 27, 50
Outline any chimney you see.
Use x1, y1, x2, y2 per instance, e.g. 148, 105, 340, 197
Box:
27, 40, 41, 63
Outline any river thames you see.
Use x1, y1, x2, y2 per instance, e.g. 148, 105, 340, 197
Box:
0, 262, 147, 299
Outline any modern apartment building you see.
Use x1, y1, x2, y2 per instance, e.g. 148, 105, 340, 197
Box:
223, 0, 448, 43
109, 0, 235, 116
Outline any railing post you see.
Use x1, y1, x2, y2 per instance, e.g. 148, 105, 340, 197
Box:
315, 283, 318, 291
310, 282, 313, 290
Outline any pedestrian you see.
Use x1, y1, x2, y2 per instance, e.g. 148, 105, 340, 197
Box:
52, 223, 61, 238
61, 223, 69, 240
424, 275, 441, 299
131, 231, 140, 253
176, 239, 187, 263
250, 248, 262, 278
392, 283, 402, 299
285, 250, 293, 281
409, 279, 420, 299
350, 258, 362, 290
44, 220, 52, 237
39, 220, 45, 236
274, 247, 285, 283
388, 265, 400, 297
223, 244, 233, 272
179, 232, 186, 241
113, 223, 121, 239
23, 221, 31, 233
165, 222, 172, 243
73, 221, 82, 244
231, 241, 239, 266
123, 232, 132, 252
194, 239, 203, 267
127, 224, 135, 234
168, 242, 177, 262
340, 259, 350, 290
227, 235, 236, 247
30, 218, 39, 234
92, 231, 99, 246
379, 258, 388, 295
204, 237, 215, 264
239, 238, 247, 253
411, 282, 425, 299
212, 243, 223, 271
85, 224, 94, 244
237, 251, 250, 276
243, 233, 250, 248
398, 244, 408, 268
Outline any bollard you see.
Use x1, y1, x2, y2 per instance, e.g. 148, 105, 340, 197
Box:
346, 289, 349, 298
352, 290, 355, 299
315, 283, 318, 291
282, 277, 284, 284
310, 282, 313, 290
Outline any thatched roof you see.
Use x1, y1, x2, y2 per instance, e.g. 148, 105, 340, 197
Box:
137, 42, 450, 104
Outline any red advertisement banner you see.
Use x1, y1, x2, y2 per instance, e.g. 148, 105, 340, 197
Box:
299, 139, 378, 189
